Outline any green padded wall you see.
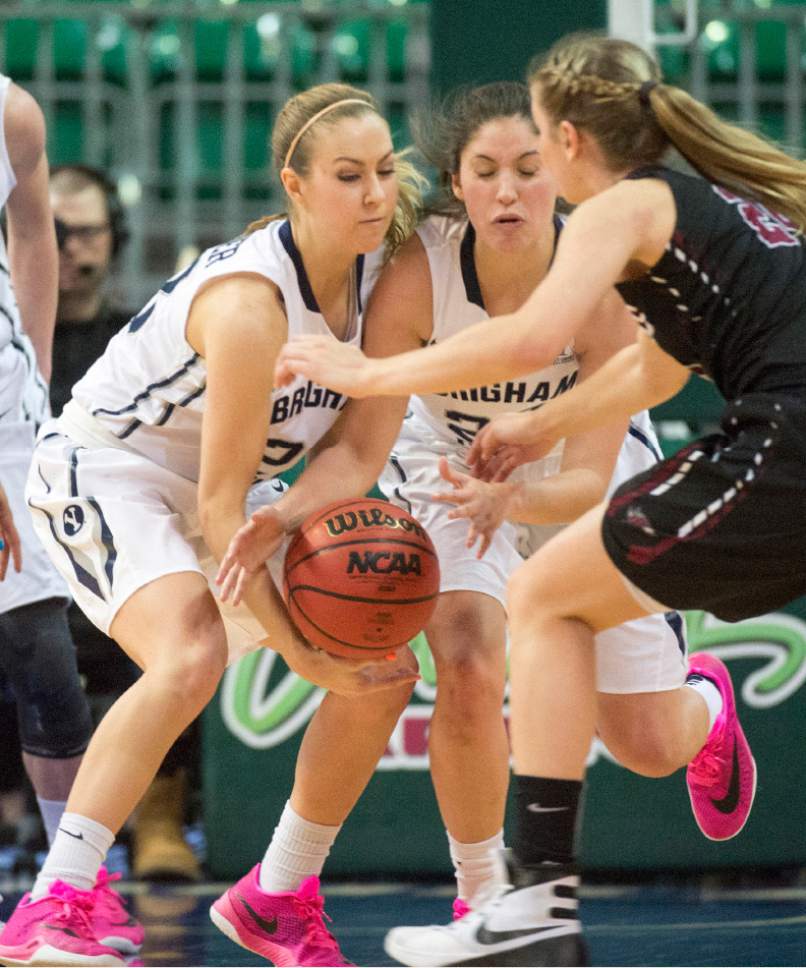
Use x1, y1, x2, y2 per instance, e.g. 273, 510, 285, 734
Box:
430, 0, 606, 92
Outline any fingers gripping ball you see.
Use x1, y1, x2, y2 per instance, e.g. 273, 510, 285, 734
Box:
283, 498, 440, 658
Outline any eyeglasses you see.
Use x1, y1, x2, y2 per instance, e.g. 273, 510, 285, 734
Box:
54, 218, 111, 249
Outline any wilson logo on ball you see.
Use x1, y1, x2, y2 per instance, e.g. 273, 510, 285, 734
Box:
346, 550, 422, 576
324, 508, 428, 539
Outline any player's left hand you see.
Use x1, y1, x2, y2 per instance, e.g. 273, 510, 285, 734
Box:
432, 456, 516, 558
217, 505, 287, 605
274, 336, 378, 397
0, 482, 22, 581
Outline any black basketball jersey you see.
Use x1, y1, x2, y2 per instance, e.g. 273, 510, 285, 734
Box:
615, 166, 806, 400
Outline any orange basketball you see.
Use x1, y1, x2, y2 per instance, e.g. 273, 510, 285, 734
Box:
283, 498, 440, 659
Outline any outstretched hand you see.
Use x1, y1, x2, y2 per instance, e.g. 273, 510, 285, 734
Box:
432, 456, 515, 558
0, 483, 22, 581
216, 504, 288, 605
468, 411, 558, 482
274, 336, 376, 398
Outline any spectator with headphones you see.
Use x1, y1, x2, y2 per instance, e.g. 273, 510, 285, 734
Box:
48, 164, 203, 883
49, 165, 132, 417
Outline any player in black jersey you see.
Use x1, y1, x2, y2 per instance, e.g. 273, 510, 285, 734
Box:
271, 32, 806, 965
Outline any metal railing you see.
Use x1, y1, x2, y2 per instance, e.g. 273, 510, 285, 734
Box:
610, 1, 805, 153
0, 1, 430, 306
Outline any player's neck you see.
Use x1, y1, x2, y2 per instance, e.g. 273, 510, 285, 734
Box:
474, 231, 554, 316
289, 219, 357, 310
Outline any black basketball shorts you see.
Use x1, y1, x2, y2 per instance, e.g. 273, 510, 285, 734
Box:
601, 392, 806, 622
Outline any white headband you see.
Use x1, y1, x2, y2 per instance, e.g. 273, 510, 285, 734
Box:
283, 98, 375, 169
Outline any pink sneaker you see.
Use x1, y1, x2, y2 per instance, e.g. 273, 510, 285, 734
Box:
0, 881, 124, 966
210, 865, 353, 967
686, 653, 757, 841
91, 867, 144, 953
452, 898, 470, 921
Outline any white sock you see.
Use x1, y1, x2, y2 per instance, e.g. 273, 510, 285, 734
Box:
36, 797, 67, 847
447, 829, 505, 903
259, 801, 341, 893
32, 812, 114, 898
685, 673, 723, 731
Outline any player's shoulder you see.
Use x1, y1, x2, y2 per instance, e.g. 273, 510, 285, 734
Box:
3, 82, 46, 178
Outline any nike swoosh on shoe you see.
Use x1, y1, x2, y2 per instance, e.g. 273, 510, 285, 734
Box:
235, 893, 278, 934
476, 924, 570, 946
711, 742, 740, 814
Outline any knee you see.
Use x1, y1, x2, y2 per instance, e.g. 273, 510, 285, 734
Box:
149, 638, 226, 710
365, 679, 416, 721
602, 721, 682, 778
507, 562, 552, 629
434, 650, 504, 711
430, 609, 505, 714
2, 598, 93, 757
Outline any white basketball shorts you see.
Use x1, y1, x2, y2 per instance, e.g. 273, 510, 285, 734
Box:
26, 427, 290, 665
378, 422, 687, 694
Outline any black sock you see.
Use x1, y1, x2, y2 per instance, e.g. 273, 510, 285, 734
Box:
513, 775, 583, 866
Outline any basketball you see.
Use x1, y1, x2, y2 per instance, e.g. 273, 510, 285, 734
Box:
282, 498, 440, 659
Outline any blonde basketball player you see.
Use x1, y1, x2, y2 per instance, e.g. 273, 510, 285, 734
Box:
1, 84, 421, 968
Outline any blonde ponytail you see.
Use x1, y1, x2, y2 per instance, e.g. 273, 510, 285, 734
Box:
647, 85, 806, 232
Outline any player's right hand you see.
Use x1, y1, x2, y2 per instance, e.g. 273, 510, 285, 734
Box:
217, 505, 287, 605
288, 641, 420, 697
273, 335, 378, 398
0, 482, 22, 581
468, 411, 558, 481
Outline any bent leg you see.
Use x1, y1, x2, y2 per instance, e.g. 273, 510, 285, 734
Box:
597, 689, 708, 777
0, 597, 92, 842
506, 503, 649, 780
67, 571, 228, 833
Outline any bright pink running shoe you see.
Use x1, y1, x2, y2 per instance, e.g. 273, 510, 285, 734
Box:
452, 898, 471, 921
210, 865, 353, 967
0, 881, 124, 966
686, 653, 757, 841
91, 867, 144, 954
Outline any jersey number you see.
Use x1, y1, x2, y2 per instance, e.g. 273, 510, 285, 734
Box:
261, 439, 305, 468
712, 186, 800, 248
445, 410, 489, 446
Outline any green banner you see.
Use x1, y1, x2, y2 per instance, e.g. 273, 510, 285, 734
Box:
204, 606, 805, 878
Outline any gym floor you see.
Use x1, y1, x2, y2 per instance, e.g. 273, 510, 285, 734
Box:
2, 874, 803, 966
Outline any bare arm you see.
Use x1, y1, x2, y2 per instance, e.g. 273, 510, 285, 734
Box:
217, 236, 433, 600
192, 275, 411, 695
4, 83, 57, 381
275, 180, 674, 398
436, 292, 637, 550
471, 327, 690, 471
272, 237, 431, 531
506, 291, 636, 524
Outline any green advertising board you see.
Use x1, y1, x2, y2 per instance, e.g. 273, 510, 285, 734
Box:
203, 606, 806, 879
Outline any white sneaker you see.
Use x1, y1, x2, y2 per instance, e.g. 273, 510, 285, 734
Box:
384, 851, 588, 967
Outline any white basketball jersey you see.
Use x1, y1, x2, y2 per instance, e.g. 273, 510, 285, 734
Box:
0, 73, 49, 428
404, 215, 577, 476
69, 219, 380, 482
397, 214, 660, 486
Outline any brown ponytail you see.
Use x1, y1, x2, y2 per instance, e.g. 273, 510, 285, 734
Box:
529, 33, 806, 232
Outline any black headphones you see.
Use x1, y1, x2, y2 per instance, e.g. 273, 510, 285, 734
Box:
50, 164, 130, 258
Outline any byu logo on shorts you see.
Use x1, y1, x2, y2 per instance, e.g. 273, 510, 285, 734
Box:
63, 504, 85, 536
